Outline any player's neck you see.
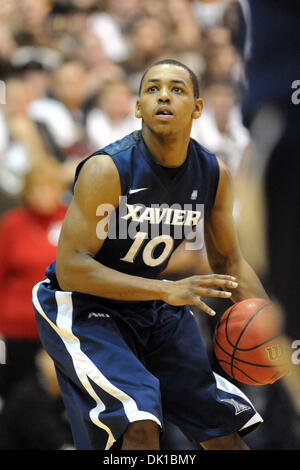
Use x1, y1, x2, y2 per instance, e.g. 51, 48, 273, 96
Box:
142, 127, 190, 167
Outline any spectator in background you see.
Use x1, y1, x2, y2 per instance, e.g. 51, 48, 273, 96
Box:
0, 78, 57, 198
0, 348, 74, 450
23, 61, 52, 103
191, 0, 229, 31
222, 0, 247, 55
142, 0, 169, 26
124, 15, 170, 92
76, 31, 126, 96
14, 0, 54, 48
0, 0, 18, 26
167, 0, 203, 54
51, 60, 89, 126
48, 60, 92, 178
0, 24, 18, 80
51, 2, 99, 60
202, 43, 241, 85
86, 80, 140, 150
0, 160, 66, 399
4, 59, 87, 192
191, 80, 250, 178
87, 2, 131, 63
203, 25, 232, 49
101, 0, 144, 33
165, 0, 205, 78
24, 60, 77, 161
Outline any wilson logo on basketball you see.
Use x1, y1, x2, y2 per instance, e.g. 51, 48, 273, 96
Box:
265, 344, 284, 362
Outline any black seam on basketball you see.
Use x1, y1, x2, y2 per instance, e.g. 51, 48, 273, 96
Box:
228, 302, 273, 379
214, 336, 234, 358
223, 303, 239, 379
215, 336, 289, 368
224, 303, 240, 379
217, 359, 263, 384
224, 303, 238, 379
224, 303, 240, 349
231, 334, 281, 352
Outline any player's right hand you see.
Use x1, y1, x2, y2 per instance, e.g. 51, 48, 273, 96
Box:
162, 274, 238, 316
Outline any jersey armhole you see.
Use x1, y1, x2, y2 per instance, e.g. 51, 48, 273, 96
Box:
210, 155, 220, 210
72, 151, 130, 197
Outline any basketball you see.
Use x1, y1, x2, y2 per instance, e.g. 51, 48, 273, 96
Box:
213, 298, 289, 385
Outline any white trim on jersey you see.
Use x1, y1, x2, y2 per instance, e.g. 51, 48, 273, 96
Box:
32, 280, 162, 450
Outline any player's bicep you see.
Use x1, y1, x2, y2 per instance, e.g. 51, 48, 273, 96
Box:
56, 155, 121, 272
57, 198, 101, 261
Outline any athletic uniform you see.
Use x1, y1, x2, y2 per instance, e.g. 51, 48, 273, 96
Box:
32, 130, 262, 450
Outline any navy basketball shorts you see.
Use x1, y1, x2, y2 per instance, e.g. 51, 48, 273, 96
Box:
32, 278, 262, 450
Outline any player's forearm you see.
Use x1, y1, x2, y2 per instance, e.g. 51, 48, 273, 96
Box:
56, 252, 168, 302
224, 257, 269, 303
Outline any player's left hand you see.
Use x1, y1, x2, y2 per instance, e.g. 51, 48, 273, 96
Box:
162, 273, 238, 315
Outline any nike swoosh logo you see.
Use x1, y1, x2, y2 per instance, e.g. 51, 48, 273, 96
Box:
128, 187, 148, 194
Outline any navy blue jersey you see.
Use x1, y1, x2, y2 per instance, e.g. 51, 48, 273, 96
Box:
46, 130, 219, 284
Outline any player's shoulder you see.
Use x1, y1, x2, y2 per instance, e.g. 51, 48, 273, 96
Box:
98, 130, 141, 158
71, 154, 121, 214
74, 131, 141, 184
74, 153, 120, 196
80, 152, 116, 174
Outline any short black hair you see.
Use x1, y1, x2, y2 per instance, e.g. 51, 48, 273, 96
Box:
138, 59, 200, 98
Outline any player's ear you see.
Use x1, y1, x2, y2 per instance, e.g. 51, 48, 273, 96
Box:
135, 100, 142, 119
192, 98, 204, 120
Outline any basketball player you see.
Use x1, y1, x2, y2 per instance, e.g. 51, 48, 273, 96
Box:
32, 60, 268, 450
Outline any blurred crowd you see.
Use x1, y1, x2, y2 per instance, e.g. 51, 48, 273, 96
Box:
0, 0, 299, 451
0, 0, 250, 209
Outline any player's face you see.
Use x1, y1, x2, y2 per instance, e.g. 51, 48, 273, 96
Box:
136, 64, 203, 136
